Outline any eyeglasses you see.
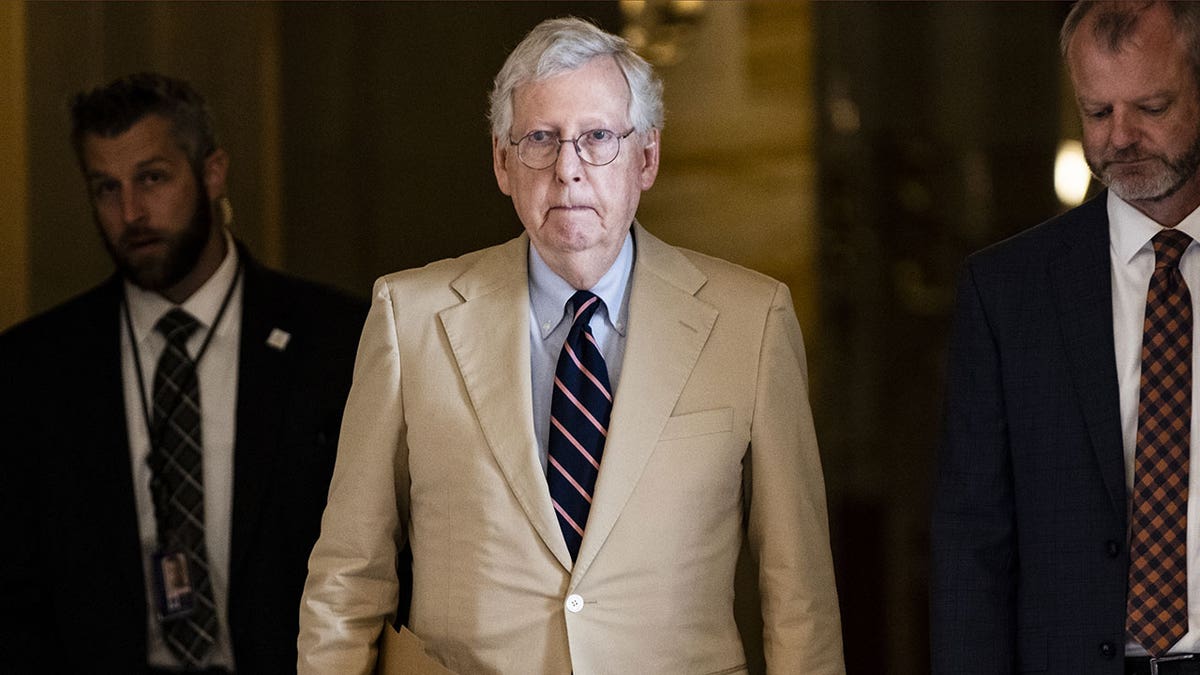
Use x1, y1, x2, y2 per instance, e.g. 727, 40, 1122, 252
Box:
509, 128, 637, 170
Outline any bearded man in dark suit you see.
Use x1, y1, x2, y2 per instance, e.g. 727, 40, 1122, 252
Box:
933, 3, 1200, 674
1, 72, 367, 674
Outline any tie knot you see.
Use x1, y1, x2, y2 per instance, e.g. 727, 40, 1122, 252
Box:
568, 290, 603, 328
155, 308, 200, 345
1153, 228, 1193, 269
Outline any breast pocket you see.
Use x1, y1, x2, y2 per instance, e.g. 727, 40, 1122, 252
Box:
650, 408, 740, 499
659, 407, 734, 442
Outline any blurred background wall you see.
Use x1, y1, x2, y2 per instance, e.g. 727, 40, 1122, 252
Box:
0, 1, 1089, 672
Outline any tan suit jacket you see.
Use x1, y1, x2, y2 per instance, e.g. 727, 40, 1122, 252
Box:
298, 224, 844, 674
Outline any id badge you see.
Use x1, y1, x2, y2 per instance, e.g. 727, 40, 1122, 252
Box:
152, 550, 196, 621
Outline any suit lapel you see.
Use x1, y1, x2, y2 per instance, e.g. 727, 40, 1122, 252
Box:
571, 224, 717, 584
230, 255, 289, 581
1048, 193, 1127, 518
439, 236, 573, 568
47, 278, 152, 651
87, 279, 152, 642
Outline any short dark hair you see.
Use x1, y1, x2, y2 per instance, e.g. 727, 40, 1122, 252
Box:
69, 72, 218, 173
1061, 0, 1200, 86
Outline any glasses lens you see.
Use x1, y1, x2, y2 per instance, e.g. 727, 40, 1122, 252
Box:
518, 132, 558, 169
578, 129, 619, 166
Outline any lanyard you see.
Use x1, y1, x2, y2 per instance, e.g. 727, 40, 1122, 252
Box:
123, 258, 242, 473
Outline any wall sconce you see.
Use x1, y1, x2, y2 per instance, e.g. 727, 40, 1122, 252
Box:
619, 0, 707, 67
1054, 139, 1091, 207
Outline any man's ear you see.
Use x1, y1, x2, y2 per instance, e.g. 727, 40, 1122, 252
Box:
202, 148, 230, 201
638, 128, 660, 191
493, 136, 513, 196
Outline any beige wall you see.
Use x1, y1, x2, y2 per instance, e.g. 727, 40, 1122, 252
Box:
0, 2, 30, 331
640, 2, 818, 333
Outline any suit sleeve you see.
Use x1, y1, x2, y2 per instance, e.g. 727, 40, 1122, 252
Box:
0, 330, 55, 667
929, 261, 1017, 674
748, 282, 846, 674
299, 278, 410, 675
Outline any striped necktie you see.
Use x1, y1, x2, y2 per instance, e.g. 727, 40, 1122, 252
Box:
548, 291, 613, 561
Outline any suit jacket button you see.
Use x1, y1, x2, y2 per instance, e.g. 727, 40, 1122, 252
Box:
1099, 641, 1115, 659
565, 594, 584, 613
1106, 540, 1121, 558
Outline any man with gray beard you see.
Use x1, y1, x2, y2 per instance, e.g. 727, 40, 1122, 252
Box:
931, 2, 1200, 674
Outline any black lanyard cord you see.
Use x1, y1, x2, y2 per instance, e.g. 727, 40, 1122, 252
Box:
121, 261, 243, 544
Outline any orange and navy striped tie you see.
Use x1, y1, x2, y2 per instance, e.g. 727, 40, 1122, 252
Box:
1128, 228, 1193, 656
548, 290, 612, 561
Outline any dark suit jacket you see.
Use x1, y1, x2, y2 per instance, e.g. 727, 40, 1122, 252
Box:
931, 192, 1132, 673
1, 248, 368, 674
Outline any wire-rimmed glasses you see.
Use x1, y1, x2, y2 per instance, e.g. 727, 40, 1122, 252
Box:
509, 128, 637, 170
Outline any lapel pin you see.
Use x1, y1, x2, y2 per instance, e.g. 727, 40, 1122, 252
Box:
266, 328, 291, 351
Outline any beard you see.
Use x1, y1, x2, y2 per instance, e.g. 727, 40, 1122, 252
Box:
98, 184, 213, 293
1088, 127, 1200, 203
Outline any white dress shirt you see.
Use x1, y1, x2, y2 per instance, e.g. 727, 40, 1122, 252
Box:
528, 231, 634, 470
1110, 192, 1200, 656
120, 231, 241, 670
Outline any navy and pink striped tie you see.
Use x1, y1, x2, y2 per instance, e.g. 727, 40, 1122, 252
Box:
548, 290, 612, 561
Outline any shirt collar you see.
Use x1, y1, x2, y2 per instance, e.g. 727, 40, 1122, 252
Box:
1109, 190, 1200, 264
124, 228, 241, 346
529, 231, 634, 340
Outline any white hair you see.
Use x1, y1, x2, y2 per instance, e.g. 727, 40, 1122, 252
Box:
488, 16, 664, 141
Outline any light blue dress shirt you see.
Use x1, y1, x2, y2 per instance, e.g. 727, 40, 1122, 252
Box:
528, 232, 634, 470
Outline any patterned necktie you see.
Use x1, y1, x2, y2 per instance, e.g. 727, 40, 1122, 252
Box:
1128, 228, 1193, 656
548, 291, 613, 561
149, 308, 217, 666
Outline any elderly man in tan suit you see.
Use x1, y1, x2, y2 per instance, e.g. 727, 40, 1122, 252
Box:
298, 16, 844, 675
